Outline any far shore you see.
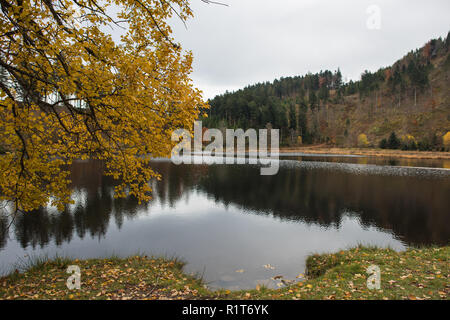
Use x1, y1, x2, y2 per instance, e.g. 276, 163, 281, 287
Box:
278, 145, 450, 160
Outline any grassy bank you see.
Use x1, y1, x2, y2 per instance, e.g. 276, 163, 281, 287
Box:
280, 146, 450, 160
0, 247, 448, 300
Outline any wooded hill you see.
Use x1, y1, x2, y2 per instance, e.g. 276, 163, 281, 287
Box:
202, 32, 450, 151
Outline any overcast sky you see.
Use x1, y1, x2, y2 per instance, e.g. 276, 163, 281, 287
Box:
168, 0, 449, 99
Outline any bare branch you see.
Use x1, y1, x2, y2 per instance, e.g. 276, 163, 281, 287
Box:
200, 0, 228, 6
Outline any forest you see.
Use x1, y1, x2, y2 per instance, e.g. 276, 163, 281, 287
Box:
203, 32, 450, 150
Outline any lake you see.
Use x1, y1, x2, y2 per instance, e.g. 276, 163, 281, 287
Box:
0, 155, 449, 290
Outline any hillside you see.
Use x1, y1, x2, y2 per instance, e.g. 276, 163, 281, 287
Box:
203, 32, 450, 151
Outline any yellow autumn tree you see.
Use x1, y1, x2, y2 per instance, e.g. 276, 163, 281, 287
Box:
443, 132, 450, 149
0, 0, 207, 213
357, 134, 369, 148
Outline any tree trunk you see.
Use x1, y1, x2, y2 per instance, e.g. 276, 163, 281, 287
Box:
414, 87, 417, 107
375, 91, 378, 109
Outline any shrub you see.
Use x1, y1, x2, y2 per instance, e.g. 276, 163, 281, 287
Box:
379, 138, 388, 149
401, 134, 418, 150
418, 138, 431, 151
431, 133, 440, 149
418, 133, 441, 151
357, 134, 369, 148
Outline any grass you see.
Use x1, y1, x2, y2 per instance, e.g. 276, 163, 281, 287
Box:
0, 246, 448, 300
0, 254, 212, 300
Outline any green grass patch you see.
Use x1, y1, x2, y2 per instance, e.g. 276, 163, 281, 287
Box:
0, 254, 212, 300
1, 247, 448, 300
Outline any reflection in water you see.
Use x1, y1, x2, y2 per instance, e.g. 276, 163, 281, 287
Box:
278, 153, 449, 169
197, 162, 450, 246
12, 161, 151, 250
0, 216, 7, 250
0, 159, 449, 289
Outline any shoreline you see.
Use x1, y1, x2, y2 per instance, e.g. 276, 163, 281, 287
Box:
1, 246, 448, 300
279, 146, 450, 160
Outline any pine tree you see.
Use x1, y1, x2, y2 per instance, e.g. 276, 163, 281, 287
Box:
309, 91, 317, 110
387, 132, 401, 149
288, 102, 297, 130
334, 68, 343, 90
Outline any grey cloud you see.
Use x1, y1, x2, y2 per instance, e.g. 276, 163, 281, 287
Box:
171, 0, 449, 99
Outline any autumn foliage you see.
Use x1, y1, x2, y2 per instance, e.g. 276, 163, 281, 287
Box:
357, 134, 369, 148
0, 0, 206, 212
443, 132, 450, 149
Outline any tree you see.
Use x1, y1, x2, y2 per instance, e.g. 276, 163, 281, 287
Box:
379, 138, 388, 149
0, 0, 206, 213
387, 132, 401, 149
297, 100, 307, 138
318, 85, 329, 104
407, 60, 429, 106
401, 134, 417, 150
287, 101, 297, 143
334, 68, 343, 90
345, 80, 357, 95
357, 134, 369, 148
446, 31, 450, 50
309, 90, 317, 110
288, 102, 297, 130
443, 132, 450, 150
388, 65, 402, 93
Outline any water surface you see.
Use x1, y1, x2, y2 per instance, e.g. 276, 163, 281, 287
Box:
0, 157, 449, 290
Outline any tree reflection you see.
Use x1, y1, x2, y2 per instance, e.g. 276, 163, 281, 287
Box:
196, 165, 450, 245
0, 215, 8, 249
